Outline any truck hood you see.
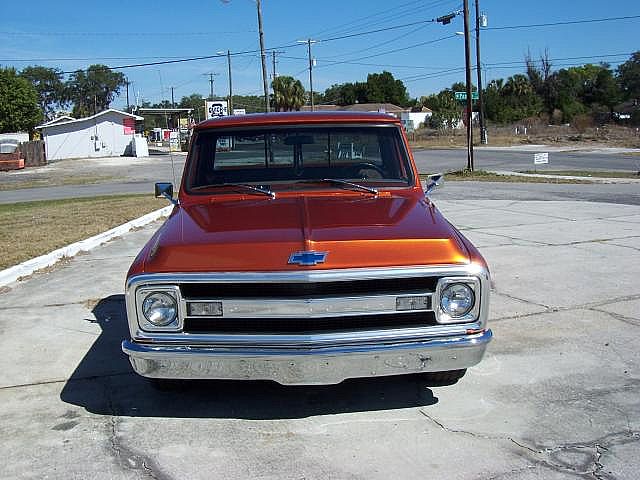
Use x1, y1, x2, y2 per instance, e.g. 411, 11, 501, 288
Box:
141, 192, 470, 272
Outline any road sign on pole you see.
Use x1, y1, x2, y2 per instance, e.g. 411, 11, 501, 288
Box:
455, 91, 479, 101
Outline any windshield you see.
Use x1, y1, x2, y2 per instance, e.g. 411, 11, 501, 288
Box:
185, 125, 413, 192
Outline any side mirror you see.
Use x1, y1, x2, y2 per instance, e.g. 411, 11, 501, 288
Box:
425, 173, 444, 196
155, 182, 178, 205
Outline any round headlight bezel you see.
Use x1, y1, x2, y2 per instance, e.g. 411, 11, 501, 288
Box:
436, 277, 480, 324
142, 291, 178, 326
134, 285, 182, 331
441, 283, 475, 317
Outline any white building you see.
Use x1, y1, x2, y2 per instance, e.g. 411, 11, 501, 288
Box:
37, 109, 145, 161
400, 109, 433, 129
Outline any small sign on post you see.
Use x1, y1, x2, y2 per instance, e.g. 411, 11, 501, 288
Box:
533, 152, 549, 172
534, 152, 549, 165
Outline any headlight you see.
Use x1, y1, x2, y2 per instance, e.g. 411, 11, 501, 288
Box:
435, 277, 480, 324
142, 292, 178, 326
440, 283, 475, 317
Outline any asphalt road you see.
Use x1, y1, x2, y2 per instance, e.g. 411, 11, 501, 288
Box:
2, 177, 638, 206
413, 147, 640, 173
1, 149, 639, 205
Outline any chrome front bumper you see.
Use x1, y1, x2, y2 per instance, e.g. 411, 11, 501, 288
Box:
122, 329, 492, 385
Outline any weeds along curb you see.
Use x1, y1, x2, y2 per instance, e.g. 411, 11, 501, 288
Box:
0, 205, 173, 288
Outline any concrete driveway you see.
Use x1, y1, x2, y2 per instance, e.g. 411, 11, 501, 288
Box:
1, 199, 639, 479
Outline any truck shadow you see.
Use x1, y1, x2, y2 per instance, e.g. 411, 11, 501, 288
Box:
60, 295, 439, 420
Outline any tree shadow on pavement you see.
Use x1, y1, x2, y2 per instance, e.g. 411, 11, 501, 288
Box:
60, 295, 439, 420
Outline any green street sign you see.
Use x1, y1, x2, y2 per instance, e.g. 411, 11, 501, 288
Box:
455, 91, 479, 101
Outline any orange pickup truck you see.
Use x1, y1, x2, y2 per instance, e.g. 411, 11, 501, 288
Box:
122, 112, 492, 386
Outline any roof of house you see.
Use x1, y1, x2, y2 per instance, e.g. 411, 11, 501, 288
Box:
342, 103, 408, 113
39, 115, 76, 127
410, 106, 433, 113
301, 103, 408, 113
300, 105, 341, 112
36, 109, 143, 130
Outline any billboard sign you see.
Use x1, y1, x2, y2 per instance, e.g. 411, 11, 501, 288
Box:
206, 101, 228, 119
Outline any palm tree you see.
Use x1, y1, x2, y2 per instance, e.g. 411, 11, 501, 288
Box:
504, 74, 533, 98
271, 76, 306, 111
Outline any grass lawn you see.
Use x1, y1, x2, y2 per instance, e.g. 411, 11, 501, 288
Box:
0, 194, 165, 270
0, 175, 120, 191
423, 170, 590, 184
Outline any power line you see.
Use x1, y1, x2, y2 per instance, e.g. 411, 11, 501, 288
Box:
320, 23, 429, 61
53, 18, 451, 73
304, 0, 444, 38
319, 18, 437, 43
0, 30, 255, 37
317, 34, 458, 69
13, 13, 640, 75
485, 14, 640, 31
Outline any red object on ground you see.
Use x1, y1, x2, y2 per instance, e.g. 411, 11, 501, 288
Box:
0, 153, 25, 171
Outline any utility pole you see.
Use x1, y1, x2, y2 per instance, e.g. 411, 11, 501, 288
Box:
170, 87, 175, 108
272, 51, 277, 81
270, 50, 285, 91
475, 0, 488, 144
256, 0, 270, 112
203, 73, 219, 100
125, 79, 130, 112
227, 50, 233, 114
463, 0, 474, 171
217, 50, 235, 114
298, 39, 317, 110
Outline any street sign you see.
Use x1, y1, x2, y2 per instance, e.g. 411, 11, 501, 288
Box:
534, 152, 549, 165
455, 91, 479, 101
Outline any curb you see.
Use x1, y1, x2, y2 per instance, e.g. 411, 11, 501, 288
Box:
0, 205, 173, 288
488, 170, 640, 184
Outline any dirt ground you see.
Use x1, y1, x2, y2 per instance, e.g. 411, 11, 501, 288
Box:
410, 124, 640, 149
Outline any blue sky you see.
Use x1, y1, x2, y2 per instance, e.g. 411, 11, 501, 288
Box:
1, 0, 638, 110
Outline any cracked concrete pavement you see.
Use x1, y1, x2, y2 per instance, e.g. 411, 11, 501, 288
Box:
0, 199, 639, 479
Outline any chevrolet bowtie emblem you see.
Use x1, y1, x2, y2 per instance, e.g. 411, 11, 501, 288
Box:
288, 251, 328, 266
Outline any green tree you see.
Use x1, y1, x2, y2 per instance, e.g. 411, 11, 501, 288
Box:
501, 74, 543, 122
583, 65, 620, 115
420, 86, 462, 131
323, 82, 368, 105
365, 71, 410, 106
19, 66, 66, 120
483, 79, 507, 123
271, 76, 306, 111
617, 51, 640, 100
179, 93, 206, 121
525, 49, 554, 116
0, 68, 43, 134
482, 75, 542, 124
231, 95, 266, 113
65, 64, 126, 117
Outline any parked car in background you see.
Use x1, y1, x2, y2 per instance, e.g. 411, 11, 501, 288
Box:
0, 139, 20, 154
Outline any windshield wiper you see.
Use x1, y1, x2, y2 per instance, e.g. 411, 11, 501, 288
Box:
191, 183, 276, 199
297, 178, 378, 196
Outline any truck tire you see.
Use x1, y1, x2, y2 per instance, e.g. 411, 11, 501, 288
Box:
421, 369, 467, 386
